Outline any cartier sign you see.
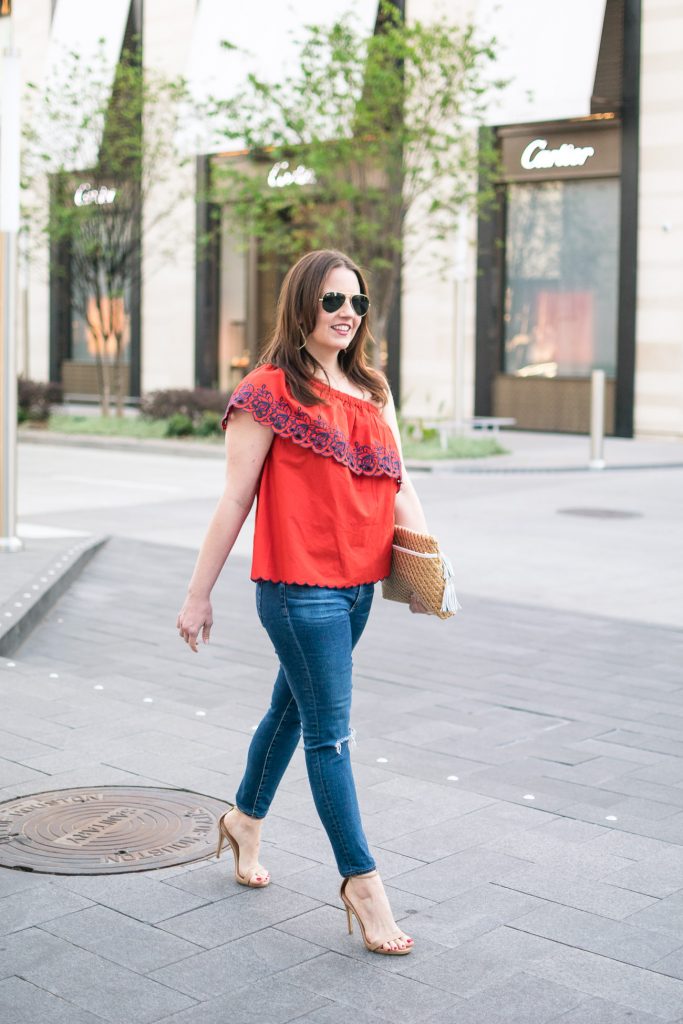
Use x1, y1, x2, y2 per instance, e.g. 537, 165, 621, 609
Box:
521, 139, 595, 170
267, 161, 317, 188
74, 183, 117, 207
500, 124, 620, 181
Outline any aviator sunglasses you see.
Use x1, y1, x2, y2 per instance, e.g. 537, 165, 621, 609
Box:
319, 291, 370, 317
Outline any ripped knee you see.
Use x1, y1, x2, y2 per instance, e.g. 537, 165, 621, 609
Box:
334, 727, 357, 755
302, 727, 358, 755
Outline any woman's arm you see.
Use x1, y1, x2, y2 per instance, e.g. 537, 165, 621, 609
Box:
176, 409, 274, 652
380, 386, 429, 533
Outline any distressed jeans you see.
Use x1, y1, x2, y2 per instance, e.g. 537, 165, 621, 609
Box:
234, 580, 377, 878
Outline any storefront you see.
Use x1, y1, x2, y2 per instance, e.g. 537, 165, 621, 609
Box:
49, 177, 141, 399
475, 116, 626, 434
195, 152, 402, 397
46, 0, 142, 400
192, 154, 298, 394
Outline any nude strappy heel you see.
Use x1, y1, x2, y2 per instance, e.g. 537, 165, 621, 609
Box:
340, 870, 413, 955
216, 809, 270, 888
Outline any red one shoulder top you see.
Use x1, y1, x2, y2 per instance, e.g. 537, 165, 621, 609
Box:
221, 363, 402, 588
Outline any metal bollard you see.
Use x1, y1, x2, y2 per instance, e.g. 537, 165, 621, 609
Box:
589, 369, 606, 470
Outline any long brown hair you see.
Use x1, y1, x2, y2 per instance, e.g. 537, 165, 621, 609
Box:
258, 250, 389, 407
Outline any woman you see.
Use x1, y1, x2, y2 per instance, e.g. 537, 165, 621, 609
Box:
177, 249, 430, 956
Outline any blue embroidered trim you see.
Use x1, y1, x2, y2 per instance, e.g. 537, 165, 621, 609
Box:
222, 380, 402, 482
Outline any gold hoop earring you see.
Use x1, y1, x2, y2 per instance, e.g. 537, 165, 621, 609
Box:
298, 326, 307, 350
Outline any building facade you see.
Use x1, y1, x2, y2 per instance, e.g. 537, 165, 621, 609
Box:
8, 0, 682, 438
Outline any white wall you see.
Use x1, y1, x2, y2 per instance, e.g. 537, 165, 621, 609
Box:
141, 0, 197, 393
634, 0, 683, 438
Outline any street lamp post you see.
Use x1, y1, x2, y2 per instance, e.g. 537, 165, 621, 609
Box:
0, 16, 23, 552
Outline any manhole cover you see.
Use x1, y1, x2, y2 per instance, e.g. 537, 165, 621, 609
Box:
0, 786, 230, 875
557, 508, 642, 519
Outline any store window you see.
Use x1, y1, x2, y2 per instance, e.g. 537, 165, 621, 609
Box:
217, 204, 290, 391
70, 271, 132, 368
503, 178, 619, 378
54, 173, 140, 398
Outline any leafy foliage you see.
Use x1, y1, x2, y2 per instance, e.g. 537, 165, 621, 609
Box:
207, 2, 505, 352
164, 412, 195, 437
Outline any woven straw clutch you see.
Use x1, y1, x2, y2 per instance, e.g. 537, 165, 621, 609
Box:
382, 525, 461, 620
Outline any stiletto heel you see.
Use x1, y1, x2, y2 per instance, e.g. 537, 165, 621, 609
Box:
339, 871, 413, 956
217, 808, 270, 888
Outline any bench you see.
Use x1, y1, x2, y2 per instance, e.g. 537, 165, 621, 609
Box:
469, 416, 517, 434
419, 416, 517, 450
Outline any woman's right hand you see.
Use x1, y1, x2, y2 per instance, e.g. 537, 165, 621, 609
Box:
177, 594, 213, 653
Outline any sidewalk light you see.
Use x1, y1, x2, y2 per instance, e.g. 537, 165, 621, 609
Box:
0, 38, 23, 552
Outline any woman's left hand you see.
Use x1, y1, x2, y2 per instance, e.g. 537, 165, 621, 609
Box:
409, 592, 430, 615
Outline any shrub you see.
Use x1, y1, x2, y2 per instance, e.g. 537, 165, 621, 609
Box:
140, 388, 228, 424
17, 378, 63, 422
195, 410, 223, 437
164, 413, 195, 437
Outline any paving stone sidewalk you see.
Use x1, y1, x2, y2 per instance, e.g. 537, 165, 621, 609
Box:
1, 537, 683, 1024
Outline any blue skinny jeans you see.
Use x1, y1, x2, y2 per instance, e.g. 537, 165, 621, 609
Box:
234, 580, 377, 878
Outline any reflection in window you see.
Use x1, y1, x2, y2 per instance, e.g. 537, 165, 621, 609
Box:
504, 179, 619, 378
71, 293, 130, 364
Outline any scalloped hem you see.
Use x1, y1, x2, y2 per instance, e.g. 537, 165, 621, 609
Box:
252, 575, 389, 588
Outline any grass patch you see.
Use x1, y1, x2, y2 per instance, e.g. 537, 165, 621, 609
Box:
42, 414, 507, 459
401, 434, 508, 460
46, 414, 172, 439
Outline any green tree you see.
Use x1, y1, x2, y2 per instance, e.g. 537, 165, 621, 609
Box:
22, 39, 194, 416
207, 1, 504, 366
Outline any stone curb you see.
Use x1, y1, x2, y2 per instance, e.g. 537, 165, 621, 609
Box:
18, 427, 225, 460
0, 535, 109, 657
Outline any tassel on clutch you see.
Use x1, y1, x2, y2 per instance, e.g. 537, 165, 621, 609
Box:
381, 525, 461, 620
